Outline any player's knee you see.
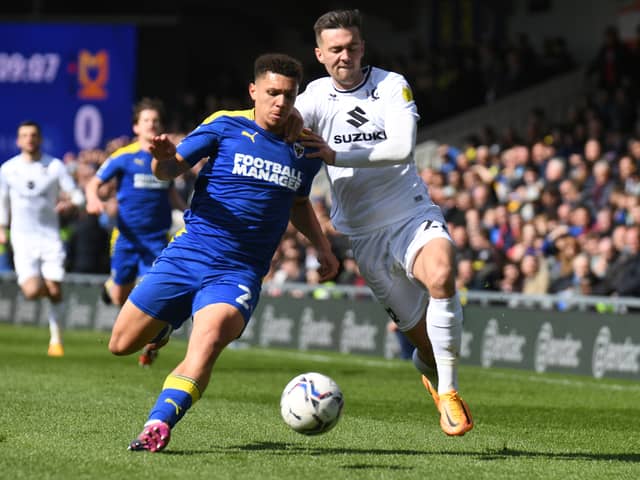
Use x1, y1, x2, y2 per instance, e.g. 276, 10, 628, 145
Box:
108, 341, 128, 356
21, 284, 42, 300
425, 264, 455, 297
108, 333, 135, 355
108, 335, 123, 355
22, 290, 39, 300
47, 287, 62, 302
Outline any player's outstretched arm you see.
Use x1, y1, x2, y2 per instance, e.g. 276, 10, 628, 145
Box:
289, 196, 339, 282
150, 134, 191, 180
302, 111, 417, 168
300, 129, 336, 165
85, 176, 105, 215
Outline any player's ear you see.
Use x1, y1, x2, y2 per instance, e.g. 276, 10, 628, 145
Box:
248, 82, 257, 101
314, 47, 323, 63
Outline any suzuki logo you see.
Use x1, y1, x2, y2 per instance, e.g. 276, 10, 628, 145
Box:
346, 106, 369, 128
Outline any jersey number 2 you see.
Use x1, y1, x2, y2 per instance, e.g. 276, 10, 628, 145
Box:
235, 284, 252, 311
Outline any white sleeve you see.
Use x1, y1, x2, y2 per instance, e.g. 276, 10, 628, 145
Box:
334, 110, 417, 168
0, 168, 9, 226
57, 161, 85, 207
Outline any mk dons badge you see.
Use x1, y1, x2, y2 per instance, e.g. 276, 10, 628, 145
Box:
78, 49, 109, 100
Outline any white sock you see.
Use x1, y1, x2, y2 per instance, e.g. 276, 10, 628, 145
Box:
426, 294, 463, 394
48, 300, 64, 345
412, 348, 438, 387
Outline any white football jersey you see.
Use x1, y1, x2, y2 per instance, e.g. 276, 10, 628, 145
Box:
296, 66, 436, 235
0, 153, 78, 237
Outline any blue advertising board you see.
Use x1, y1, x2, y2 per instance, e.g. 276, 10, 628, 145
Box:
0, 23, 136, 162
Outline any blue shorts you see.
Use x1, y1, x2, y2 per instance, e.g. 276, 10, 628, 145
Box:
127, 231, 263, 331
110, 229, 168, 285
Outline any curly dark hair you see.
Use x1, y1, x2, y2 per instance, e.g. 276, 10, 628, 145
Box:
254, 53, 303, 85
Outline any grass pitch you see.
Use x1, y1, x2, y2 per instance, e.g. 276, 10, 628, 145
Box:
0, 323, 639, 480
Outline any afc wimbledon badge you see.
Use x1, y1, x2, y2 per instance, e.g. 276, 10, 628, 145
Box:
293, 142, 305, 158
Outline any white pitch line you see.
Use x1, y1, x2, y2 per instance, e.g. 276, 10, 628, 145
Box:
255, 348, 405, 368
255, 348, 640, 391
480, 369, 640, 392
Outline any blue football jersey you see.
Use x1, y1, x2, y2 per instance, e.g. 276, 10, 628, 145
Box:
96, 142, 173, 237
175, 109, 322, 273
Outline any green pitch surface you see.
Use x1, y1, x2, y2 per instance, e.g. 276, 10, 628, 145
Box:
1, 323, 639, 480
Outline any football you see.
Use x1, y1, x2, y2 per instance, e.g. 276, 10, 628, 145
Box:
280, 372, 344, 435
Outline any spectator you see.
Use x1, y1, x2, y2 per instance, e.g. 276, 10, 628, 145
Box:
582, 159, 616, 213
446, 190, 473, 226
499, 261, 523, 293
468, 227, 502, 286
506, 221, 540, 264
549, 252, 598, 296
593, 225, 637, 295
455, 257, 477, 292
520, 253, 550, 295
592, 206, 615, 237
587, 25, 632, 92
558, 178, 582, 208
537, 185, 561, 218
542, 156, 566, 190
66, 149, 110, 273
489, 204, 516, 251
591, 235, 617, 282
617, 154, 640, 195
547, 232, 580, 280
609, 225, 640, 297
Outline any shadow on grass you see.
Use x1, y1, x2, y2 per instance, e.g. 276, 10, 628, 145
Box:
163, 441, 640, 463
341, 464, 414, 471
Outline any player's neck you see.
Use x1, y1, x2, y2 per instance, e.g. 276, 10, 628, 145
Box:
21, 151, 42, 162
138, 137, 152, 151
254, 119, 284, 136
332, 72, 365, 91
259, 125, 284, 135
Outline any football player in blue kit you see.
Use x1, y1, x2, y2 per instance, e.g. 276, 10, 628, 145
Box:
85, 99, 188, 366
108, 53, 339, 452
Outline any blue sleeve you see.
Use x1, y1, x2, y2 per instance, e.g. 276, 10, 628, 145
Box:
296, 156, 322, 197
177, 120, 224, 166
96, 154, 124, 182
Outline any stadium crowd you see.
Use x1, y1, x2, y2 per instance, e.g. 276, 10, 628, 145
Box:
2, 25, 640, 307
266, 24, 640, 305
163, 29, 577, 132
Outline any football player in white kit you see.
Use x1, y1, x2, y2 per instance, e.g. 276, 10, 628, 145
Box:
0, 121, 85, 356
297, 9, 473, 436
